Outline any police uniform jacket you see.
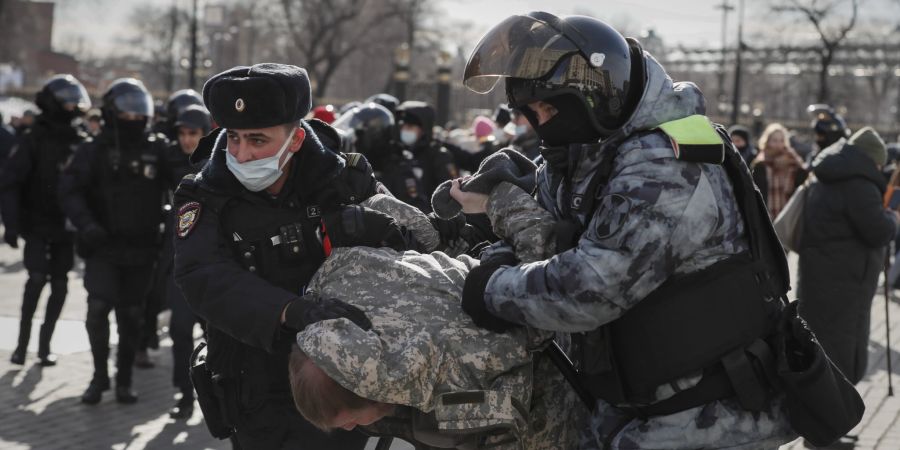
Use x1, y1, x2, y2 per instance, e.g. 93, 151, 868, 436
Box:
173, 120, 377, 391
0, 117, 85, 241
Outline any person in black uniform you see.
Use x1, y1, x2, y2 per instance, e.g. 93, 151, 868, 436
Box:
173, 63, 406, 449
164, 104, 211, 419
333, 102, 430, 212
1, 74, 91, 366
394, 101, 459, 200
59, 78, 171, 405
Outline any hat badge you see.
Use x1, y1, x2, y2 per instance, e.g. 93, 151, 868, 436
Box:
235, 98, 245, 112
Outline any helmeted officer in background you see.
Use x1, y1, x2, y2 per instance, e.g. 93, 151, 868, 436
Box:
1, 74, 90, 366
59, 78, 171, 405
333, 102, 430, 212
162, 104, 211, 419
364, 93, 399, 116
153, 89, 204, 141
173, 63, 406, 449
394, 100, 458, 200
455, 12, 796, 448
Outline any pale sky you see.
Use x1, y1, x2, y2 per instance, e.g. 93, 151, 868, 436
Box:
50, 0, 886, 58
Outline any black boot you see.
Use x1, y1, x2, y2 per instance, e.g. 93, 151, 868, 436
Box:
81, 377, 110, 405
115, 385, 138, 404
169, 393, 195, 419
12, 318, 32, 365
37, 322, 58, 366
10, 347, 26, 365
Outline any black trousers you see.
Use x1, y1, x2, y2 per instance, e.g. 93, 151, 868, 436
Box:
167, 269, 201, 396
16, 236, 74, 356
83, 255, 154, 386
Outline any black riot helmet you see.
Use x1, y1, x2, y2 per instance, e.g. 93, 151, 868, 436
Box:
365, 93, 400, 116
166, 89, 204, 123
464, 12, 644, 140
174, 104, 212, 135
100, 78, 154, 137
332, 102, 395, 162
807, 104, 849, 149
35, 74, 91, 121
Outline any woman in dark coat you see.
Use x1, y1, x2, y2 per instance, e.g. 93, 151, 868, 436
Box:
798, 127, 899, 384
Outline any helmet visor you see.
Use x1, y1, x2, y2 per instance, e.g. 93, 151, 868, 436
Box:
53, 83, 91, 113
113, 90, 154, 118
463, 14, 582, 94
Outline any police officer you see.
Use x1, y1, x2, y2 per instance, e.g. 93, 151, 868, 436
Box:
59, 78, 171, 405
1, 74, 90, 366
807, 103, 850, 162
153, 89, 205, 140
333, 102, 430, 212
454, 12, 796, 448
164, 104, 211, 418
173, 63, 407, 449
364, 93, 399, 116
394, 100, 459, 200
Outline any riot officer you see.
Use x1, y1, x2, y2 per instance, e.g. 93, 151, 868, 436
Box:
454, 12, 797, 448
173, 63, 407, 448
164, 104, 211, 419
153, 89, 204, 141
394, 100, 459, 200
333, 102, 430, 212
1, 74, 90, 366
364, 93, 399, 116
59, 78, 171, 405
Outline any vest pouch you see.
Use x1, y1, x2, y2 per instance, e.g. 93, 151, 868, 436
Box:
586, 255, 774, 405
776, 301, 864, 447
577, 327, 628, 405
431, 390, 525, 449
189, 342, 235, 439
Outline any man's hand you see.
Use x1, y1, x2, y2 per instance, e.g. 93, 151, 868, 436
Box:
322, 205, 408, 251
461, 262, 520, 333
283, 294, 372, 331
449, 178, 489, 215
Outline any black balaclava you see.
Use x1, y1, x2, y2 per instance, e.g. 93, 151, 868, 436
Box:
528, 94, 602, 148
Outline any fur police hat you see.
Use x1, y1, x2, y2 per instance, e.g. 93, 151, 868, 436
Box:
202, 63, 312, 129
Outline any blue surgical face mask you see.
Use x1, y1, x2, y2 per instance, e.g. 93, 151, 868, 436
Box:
400, 129, 419, 146
515, 124, 528, 136
226, 128, 296, 192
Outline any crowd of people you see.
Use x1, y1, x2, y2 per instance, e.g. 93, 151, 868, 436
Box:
0, 10, 898, 450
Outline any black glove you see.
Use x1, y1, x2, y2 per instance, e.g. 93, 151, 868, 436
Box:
284, 294, 372, 332
4, 228, 18, 248
82, 225, 109, 248
322, 205, 408, 251
461, 213, 499, 246
428, 212, 466, 247
461, 261, 521, 333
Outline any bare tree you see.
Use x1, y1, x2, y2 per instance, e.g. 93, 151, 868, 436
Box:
772, 0, 859, 103
127, 5, 190, 92
277, 0, 414, 99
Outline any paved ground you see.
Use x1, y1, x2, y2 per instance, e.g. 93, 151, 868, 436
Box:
0, 243, 898, 449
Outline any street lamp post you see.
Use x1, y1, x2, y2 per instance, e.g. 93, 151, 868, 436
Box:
393, 43, 410, 102
188, 0, 198, 89
730, 0, 745, 125
435, 50, 452, 128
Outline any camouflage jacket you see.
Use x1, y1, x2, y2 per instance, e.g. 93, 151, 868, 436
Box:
481, 53, 796, 449
296, 193, 585, 449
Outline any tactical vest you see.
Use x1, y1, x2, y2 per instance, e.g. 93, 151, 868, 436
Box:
86, 132, 167, 248
571, 115, 790, 416
21, 123, 82, 238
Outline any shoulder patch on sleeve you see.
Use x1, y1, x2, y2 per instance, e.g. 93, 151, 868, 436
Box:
594, 194, 631, 239
177, 201, 202, 239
